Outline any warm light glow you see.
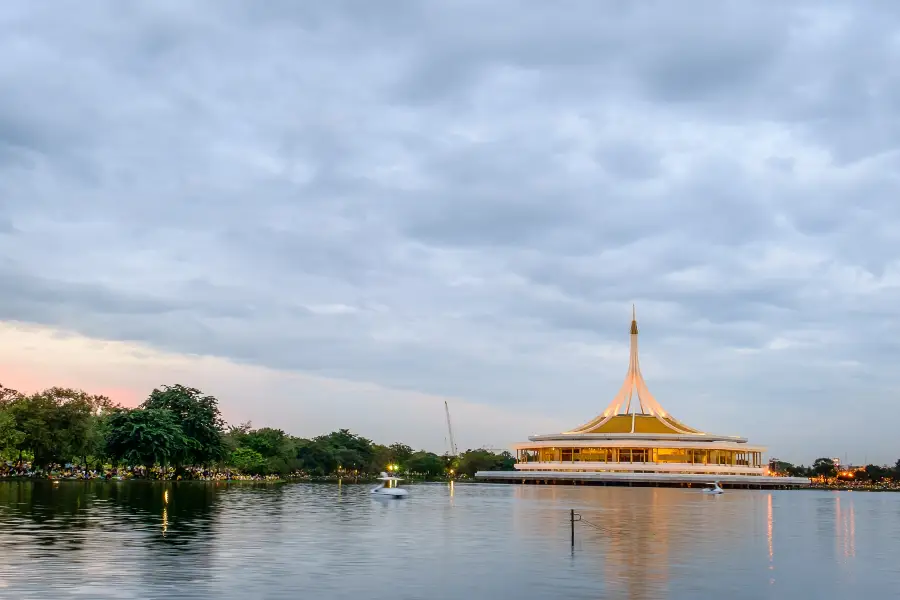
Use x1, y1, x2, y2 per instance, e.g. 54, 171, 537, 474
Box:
566, 309, 702, 435
163, 490, 169, 504
495, 308, 794, 487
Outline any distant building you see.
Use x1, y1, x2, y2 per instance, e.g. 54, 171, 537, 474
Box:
476, 308, 809, 488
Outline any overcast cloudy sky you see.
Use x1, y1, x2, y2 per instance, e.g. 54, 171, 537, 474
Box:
2, 1, 899, 464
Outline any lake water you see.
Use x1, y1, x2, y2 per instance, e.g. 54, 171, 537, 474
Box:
0, 481, 898, 599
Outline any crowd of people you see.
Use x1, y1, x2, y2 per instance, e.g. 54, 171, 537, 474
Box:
0, 461, 283, 482
808, 479, 900, 491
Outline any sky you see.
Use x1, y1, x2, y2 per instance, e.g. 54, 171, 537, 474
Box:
1, 1, 899, 464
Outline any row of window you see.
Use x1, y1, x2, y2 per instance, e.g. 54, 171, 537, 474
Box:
517, 447, 762, 467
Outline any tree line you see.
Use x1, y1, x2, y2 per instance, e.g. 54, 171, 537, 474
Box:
769, 457, 900, 482
0, 383, 515, 479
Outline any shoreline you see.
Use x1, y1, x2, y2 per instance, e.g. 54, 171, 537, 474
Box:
0, 476, 455, 484
4, 477, 896, 491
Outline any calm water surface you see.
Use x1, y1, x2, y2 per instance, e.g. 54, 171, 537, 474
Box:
0, 481, 898, 599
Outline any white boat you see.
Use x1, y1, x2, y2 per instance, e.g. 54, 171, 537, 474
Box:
370, 472, 409, 498
702, 482, 724, 495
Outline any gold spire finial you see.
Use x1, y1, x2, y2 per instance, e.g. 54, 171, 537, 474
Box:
631, 304, 638, 335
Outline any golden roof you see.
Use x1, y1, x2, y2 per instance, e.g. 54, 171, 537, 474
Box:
566, 307, 704, 436
578, 414, 702, 435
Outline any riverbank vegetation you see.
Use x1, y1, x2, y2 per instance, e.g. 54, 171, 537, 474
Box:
770, 457, 900, 490
0, 383, 514, 480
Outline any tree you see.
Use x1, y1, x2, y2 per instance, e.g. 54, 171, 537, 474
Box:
0, 385, 24, 458
0, 384, 20, 404
296, 438, 338, 475
230, 447, 267, 475
456, 449, 514, 478
1, 387, 116, 468
863, 464, 891, 483
104, 408, 188, 469
242, 427, 290, 458
812, 458, 837, 479
6, 392, 66, 467
142, 385, 225, 466
52, 389, 114, 467
0, 405, 24, 458
388, 443, 413, 466
313, 429, 375, 473
406, 451, 446, 478
223, 421, 253, 454
370, 444, 392, 472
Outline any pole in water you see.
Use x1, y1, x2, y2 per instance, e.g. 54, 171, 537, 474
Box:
571, 509, 575, 547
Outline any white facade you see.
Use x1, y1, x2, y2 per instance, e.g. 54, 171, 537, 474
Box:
475, 309, 810, 488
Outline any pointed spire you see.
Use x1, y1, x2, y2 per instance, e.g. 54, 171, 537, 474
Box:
564, 305, 704, 435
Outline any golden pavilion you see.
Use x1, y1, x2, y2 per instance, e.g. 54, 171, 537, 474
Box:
476, 308, 809, 488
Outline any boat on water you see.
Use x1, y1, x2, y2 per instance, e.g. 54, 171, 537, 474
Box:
370, 472, 409, 498
702, 482, 724, 495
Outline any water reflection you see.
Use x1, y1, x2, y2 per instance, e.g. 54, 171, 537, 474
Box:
835, 496, 855, 558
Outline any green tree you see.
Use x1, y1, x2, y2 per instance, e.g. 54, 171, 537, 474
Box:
223, 421, 253, 454
0, 405, 24, 458
812, 458, 837, 479
371, 444, 392, 472
2, 387, 117, 468
223, 425, 300, 475
104, 408, 188, 469
314, 429, 375, 473
863, 464, 890, 483
51, 389, 114, 466
142, 385, 225, 467
388, 443, 413, 466
768, 460, 795, 476
230, 447, 267, 475
456, 449, 514, 478
406, 451, 446, 478
242, 427, 290, 458
0, 385, 24, 458
296, 437, 338, 475
7, 392, 65, 467
0, 384, 20, 404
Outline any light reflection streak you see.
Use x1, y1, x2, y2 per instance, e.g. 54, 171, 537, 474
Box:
835, 496, 855, 558
162, 488, 170, 536
767, 493, 774, 585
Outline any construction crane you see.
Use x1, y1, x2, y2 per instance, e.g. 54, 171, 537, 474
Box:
444, 401, 458, 456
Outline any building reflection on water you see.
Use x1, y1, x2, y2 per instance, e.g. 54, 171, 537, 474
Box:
512, 486, 675, 600
510, 485, 816, 600
835, 496, 855, 558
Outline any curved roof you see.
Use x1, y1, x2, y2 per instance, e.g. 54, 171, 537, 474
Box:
558, 308, 713, 438
578, 414, 701, 435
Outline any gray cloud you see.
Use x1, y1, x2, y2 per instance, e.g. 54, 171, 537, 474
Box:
2, 1, 900, 462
